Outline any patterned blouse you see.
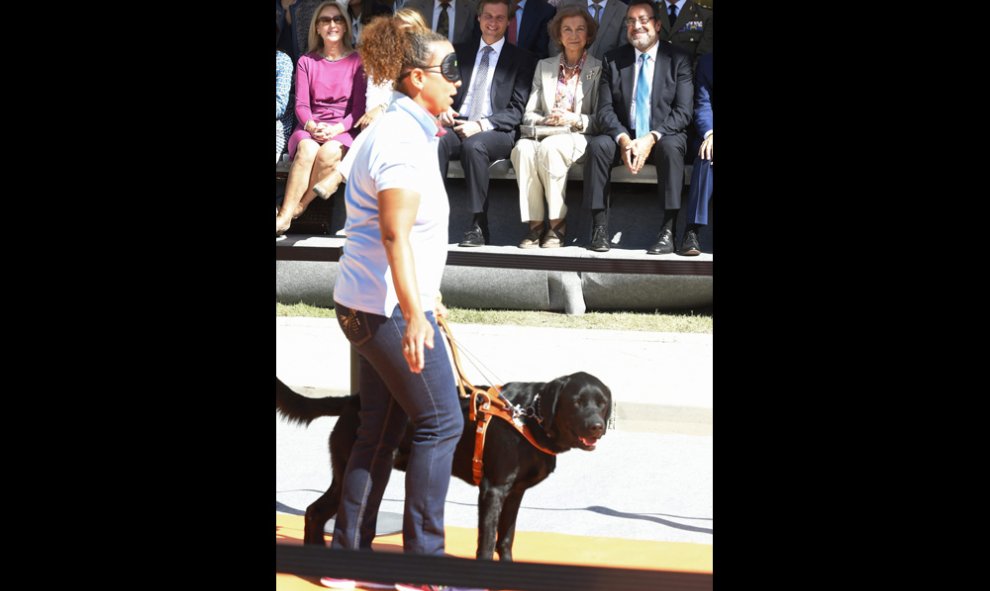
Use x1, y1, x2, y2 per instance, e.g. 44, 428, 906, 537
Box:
553, 51, 587, 114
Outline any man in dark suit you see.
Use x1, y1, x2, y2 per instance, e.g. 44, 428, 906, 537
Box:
437, 0, 537, 246
506, 0, 556, 59
679, 50, 712, 256
583, 0, 693, 253
657, 0, 712, 66
408, 0, 480, 45
553, 0, 628, 61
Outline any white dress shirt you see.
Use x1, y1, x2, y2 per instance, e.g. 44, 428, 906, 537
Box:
459, 36, 505, 129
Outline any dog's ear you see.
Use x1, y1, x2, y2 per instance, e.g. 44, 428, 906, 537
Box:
539, 375, 570, 437
601, 383, 613, 427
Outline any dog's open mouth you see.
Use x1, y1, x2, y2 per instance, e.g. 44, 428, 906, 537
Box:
579, 436, 599, 450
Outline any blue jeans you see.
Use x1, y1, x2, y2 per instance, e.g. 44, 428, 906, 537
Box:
330, 303, 463, 555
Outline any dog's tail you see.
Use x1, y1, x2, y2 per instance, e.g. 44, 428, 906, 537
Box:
276, 377, 351, 427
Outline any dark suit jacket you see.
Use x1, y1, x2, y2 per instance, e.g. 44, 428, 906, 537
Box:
514, 0, 556, 59
596, 41, 694, 140
453, 39, 537, 135
658, 0, 712, 65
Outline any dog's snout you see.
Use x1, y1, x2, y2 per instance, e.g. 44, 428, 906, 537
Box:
589, 421, 604, 436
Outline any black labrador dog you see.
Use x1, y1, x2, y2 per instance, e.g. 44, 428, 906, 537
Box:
276, 371, 611, 560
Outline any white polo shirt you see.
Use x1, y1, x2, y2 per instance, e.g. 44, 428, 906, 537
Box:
334, 93, 450, 317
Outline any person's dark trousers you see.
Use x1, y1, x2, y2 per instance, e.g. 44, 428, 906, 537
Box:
683, 155, 713, 225
330, 304, 464, 555
438, 127, 516, 214
653, 132, 687, 212
582, 132, 688, 219
582, 135, 620, 215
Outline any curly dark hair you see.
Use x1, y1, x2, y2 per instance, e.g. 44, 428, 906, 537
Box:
360, 16, 447, 87
548, 6, 598, 51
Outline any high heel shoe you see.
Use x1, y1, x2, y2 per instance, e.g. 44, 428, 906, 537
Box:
276, 216, 291, 237
540, 221, 566, 248
313, 171, 343, 200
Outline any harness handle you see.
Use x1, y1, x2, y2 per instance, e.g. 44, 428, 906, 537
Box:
437, 315, 476, 400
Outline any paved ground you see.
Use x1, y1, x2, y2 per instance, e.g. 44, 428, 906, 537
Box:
276, 317, 712, 546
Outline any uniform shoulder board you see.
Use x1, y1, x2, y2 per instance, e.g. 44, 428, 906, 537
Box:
694, 0, 714, 9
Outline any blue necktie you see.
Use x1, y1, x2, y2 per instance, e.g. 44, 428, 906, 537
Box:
635, 53, 651, 139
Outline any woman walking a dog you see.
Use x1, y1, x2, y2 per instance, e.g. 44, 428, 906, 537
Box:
326, 12, 466, 589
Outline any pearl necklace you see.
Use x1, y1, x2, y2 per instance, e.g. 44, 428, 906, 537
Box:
322, 50, 348, 62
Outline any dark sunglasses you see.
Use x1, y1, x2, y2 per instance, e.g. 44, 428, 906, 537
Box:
317, 15, 347, 25
400, 53, 460, 83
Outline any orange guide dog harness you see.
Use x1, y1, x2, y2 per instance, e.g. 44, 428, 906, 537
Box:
437, 316, 557, 485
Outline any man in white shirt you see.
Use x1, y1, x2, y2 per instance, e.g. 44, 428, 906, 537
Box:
436, 0, 537, 246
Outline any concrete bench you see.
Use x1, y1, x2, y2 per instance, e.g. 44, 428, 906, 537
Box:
275, 154, 712, 314
277, 156, 691, 186
446, 159, 691, 186
277, 236, 712, 314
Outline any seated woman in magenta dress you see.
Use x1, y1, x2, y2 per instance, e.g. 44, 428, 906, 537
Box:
276, 0, 367, 236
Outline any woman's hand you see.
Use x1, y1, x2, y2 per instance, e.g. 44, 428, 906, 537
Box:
310, 122, 331, 142
543, 108, 577, 127
402, 313, 435, 373
357, 104, 385, 129
541, 110, 564, 126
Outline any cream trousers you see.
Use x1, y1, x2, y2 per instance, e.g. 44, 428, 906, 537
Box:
510, 132, 588, 222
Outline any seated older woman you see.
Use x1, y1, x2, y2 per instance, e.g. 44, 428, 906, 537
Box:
509, 6, 601, 248
276, 1, 367, 236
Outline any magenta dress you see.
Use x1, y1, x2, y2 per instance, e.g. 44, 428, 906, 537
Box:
288, 51, 368, 159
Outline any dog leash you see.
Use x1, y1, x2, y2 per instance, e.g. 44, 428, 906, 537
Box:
436, 314, 491, 412
436, 316, 557, 485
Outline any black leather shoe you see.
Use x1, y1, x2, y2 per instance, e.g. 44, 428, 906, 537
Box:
587, 225, 610, 252
646, 228, 674, 255
678, 228, 700, 256
459, 225, 486, 247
